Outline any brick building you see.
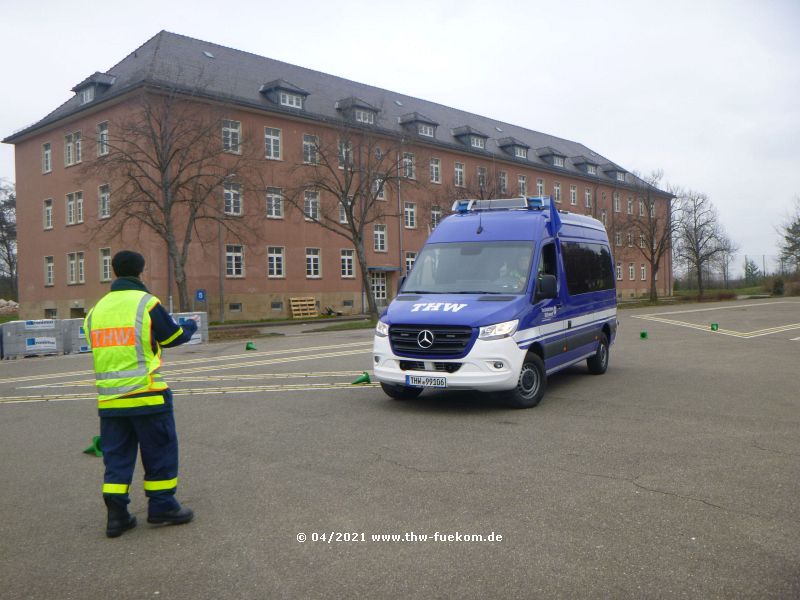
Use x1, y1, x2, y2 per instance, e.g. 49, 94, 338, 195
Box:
3, 31, 672, 320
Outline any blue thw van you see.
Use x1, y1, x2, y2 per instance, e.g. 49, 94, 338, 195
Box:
372, 196, 617, 408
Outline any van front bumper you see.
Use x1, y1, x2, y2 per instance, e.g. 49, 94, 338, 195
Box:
372, 335, 525, 392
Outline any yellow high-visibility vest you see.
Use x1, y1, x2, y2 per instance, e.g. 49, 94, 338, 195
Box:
84, 290, 170, 411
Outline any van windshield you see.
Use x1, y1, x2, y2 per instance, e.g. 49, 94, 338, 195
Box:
402, 241, 534, 294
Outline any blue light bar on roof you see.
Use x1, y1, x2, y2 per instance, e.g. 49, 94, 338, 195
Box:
526, 196, 552, 209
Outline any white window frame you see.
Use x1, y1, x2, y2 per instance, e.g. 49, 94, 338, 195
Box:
553, 182, 561, 203
42, 143, 52, 173
280, 92, 303, 109
306, 248, 321, 278
454, 162, 464, 187
67, 252, 77, 284
430, 158, 441, 184
640, 234, 646, 249
499, 171, 508, 195
601, 209, 608, 226
226, 245, 245, 278
616, 263, 623, 281
617, 171, 625, 182
629, 263, 635, 281
222, 119, 241, 154
431, 206, 442, 230
98, 184, 110, 219
304, 190, 319, 221
405, 251, 417, 274
553, 156, 565, 167
536, 178, 544, 196
100, 248, 112, 282
44, 199, 53, 229
97, 122, 109, 156
587, 164, 597, 175
518, 175, 527, 196
80, 87, 94, 104
641, 264, 647, 281
613, 192, 621, 213
45, 256, 54, 286
418, 123, 434, 137
370, 272, 387, 301
585, 188, 592, 208
264, 127, 281, 160
340, 249, 354, 278
303, 134, 318, 164
477, 166, 487, 190
266, 187, 283, 218
470, 136, 485, 149
338, 139, 353, 169
402, 153, 415, 179
354, 109, 375, 124
570, 185, 577, 206
404, 202, 416, 229
224, 182, 243, 216
374, 224, 387, 252
373, 178, 386, 200
639, 200, 645, 217
627, 197, 634, 215
267, 246, 285, 278
514, 147, 527, 159
615, 232, 622, 246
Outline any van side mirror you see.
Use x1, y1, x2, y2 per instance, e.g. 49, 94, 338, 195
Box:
535, 274, 557, 301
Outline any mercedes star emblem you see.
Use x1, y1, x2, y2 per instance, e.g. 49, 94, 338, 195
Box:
417, 329, 434, 349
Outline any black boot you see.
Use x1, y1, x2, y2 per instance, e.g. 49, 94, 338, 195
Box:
147, 503, 194, 525
104, 496, 137, 538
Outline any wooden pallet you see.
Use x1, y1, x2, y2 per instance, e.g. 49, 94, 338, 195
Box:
289, 297, 318, 319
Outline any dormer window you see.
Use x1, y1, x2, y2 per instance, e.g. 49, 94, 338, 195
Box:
279, 92, 303, 109
355, 109, 375, 124
418, 124, 434, 137
400, 113, 439, 138
81, 87, 95, 105
553, 156, 565, 168
587, 164, 597, 175
514, 147, 527, 159
616, 172, 625, 182
453, 126, 488, 150
470, 136, 485, 149
499, 137, 530, 160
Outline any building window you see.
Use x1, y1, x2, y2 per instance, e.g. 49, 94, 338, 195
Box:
627, 197, 633, 214
615, 232, 622, 246
266, 187, 283, 218
98, 184, 111, 219
431, 206, 442, 230
341, 249, 354, 278
629, 263, 635, 281
514, 147, 527, 159
402, 153, 415, 179
280, 92, 303, 109
42, 143, 52, 173
430, 158, 441, 184
66, 192, 83, 225
518, 175, 527, 196
641, 264, 647, 281
616, 262, 622, 281
267, 246, 284, 278
404, 202, 416, 229
374, 224, 386, 252
418, 123, 434, 137
627, 233, 633, 247
405, 251, 417, 274
536, 178, 544, 196
44, 256, 54, 286
222, 120, 241, 153
585, 188, 592, 208
470, 136, 485, 149
477, 166, 487, 190
264, 127, 281, 160
373, 178, 386, 200
43, 199, 53, 229
639, 200, 645, 216
226, 245, 244, 277
303, 134, 318, 164
601, 209, 607, 226
553, 182, 561, 203
617, 172, 625, 182
80, 87, 95, 104
100, 248, 112, 281
306, 248, 321, 278
67, 252, 84, 284
338, 139, 353, 169
613, 192, 621, 213
553, 156, 565, 167
640, 234, 646, 249
304, 190, 319, 221
354, 109, 375, 124
224, 182, 242, 216
499, 171, 508, 194
454, 162, 464, 187
588, 164, 597, 175
97, 122, 109, 156
570, 185, 577, 206
64, 131, 81, 166
370, 272, 387, 301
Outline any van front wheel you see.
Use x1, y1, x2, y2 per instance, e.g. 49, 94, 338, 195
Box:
506, 354, 547, 408
380, 382, 424, 400
587, 333, 609, 375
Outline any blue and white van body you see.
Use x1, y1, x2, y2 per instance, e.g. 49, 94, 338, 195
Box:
372, 197, 617, 408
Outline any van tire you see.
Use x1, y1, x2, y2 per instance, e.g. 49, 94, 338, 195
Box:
587, 333, 609, 375
380, 382, 424, 400
506, 354, 547, 408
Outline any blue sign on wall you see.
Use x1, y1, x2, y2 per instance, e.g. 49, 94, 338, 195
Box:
195, 289, 206, 302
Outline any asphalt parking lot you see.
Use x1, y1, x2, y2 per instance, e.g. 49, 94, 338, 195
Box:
1, 298, 798, 599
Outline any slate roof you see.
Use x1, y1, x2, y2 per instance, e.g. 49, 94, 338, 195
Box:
4, 31, 661, 192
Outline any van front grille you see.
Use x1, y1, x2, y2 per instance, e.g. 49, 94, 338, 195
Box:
389, 325, 474, 357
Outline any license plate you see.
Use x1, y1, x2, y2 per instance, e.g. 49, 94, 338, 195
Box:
406, 375, 447, 388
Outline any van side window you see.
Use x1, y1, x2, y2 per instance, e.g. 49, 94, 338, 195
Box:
538, 243, 556, 278
561, 241, 615, 295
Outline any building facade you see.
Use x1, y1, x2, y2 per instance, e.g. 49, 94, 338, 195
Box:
4, 32, 672, 321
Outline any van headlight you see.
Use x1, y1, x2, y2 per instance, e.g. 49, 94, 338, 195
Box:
478, 319, 518, 341
375, 320, 389, 337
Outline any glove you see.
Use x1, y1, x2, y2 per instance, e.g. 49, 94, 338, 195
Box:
182, 319, 198, 335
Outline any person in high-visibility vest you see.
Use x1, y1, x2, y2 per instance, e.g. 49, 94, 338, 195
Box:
84, 250, 198, 538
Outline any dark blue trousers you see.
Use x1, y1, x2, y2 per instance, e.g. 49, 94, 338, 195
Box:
100, 410, 181, 515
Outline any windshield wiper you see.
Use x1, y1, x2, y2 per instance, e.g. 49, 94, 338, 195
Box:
400, 290, 434, 294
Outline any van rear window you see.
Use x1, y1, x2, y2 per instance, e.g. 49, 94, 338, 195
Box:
561, 241, 615, 295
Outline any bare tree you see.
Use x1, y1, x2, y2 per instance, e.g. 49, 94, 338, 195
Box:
674, 190, 725, 299
778, 196, 800, 274
0, 179, 16, 298
714, 231, 739, 288
81, 88, 259, 311
610, 171, 678, 302
280, 120, 428, 318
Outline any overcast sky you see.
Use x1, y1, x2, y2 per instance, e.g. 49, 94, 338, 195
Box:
2, 0, 798, 270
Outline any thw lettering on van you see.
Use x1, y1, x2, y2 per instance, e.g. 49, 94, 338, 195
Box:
410, 303, 468, 313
